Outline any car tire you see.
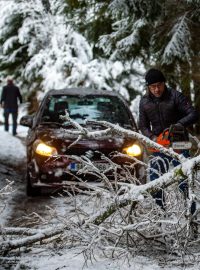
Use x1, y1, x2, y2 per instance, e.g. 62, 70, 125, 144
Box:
26, 171, 41, 197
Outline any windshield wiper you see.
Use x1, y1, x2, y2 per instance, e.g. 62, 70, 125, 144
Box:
84, 121, 108, 129
70, 113, 89, 119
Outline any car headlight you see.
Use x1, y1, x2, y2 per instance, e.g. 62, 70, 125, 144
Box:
34, 141, 58, 157
123, 144, 142, 157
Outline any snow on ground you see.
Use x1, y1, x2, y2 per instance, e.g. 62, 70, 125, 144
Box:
19, 250, 175, 270
0, 126, 27, 166
0, 108, 200, 269
0, 105, 28, 165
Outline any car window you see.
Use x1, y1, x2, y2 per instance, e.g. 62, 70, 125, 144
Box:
41, 95, 134, 128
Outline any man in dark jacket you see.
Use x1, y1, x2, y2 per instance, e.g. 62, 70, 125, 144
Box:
139, 68, 198, 212
1, 79, 22, 135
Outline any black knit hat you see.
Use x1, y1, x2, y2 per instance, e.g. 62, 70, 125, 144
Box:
145, 68, 166, 86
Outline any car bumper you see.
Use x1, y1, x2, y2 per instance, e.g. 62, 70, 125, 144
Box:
28, 154, 144, 188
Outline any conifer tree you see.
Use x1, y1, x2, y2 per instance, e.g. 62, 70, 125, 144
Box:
0, 0, 199, 129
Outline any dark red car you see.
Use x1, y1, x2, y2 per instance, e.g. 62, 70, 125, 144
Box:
20, 88, 144, 196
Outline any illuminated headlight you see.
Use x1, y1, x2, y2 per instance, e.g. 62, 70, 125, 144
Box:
34, 141, 58, 157
124, 144, 142, 157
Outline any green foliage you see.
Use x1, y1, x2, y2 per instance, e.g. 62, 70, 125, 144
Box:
174, 168, 187, 179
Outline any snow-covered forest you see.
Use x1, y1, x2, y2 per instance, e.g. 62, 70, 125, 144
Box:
0, 0, 200, 269
0, 0, 199, 125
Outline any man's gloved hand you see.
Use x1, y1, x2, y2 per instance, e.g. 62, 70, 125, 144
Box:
173, 123, 184, 130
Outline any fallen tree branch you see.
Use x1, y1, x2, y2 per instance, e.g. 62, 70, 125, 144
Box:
63, 115, 185, 162
0, 227, 39, 236
84, 155, 200, 226
0, 225, 69, 255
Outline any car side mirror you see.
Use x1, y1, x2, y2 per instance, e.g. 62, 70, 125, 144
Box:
20, 115, 33, 128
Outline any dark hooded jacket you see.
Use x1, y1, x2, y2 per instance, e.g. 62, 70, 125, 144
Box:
139, 86, 198, 139
1, 82, 22, 110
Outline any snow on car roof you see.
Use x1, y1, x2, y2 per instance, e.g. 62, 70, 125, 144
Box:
46, 88, 123, 98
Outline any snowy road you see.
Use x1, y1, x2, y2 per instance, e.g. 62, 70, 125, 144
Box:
0, 126, 91, 231
0, 146, 79, 229
0, 125, 69, 228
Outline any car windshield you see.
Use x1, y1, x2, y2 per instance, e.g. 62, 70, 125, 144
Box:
40, 95, 134, 128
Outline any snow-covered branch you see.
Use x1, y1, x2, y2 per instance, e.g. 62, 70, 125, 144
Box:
0, 225, 69, 254
83, 155, 199, 226
63, 112, 185, 163
56, 114, 200, 256
1, 115, 199, 262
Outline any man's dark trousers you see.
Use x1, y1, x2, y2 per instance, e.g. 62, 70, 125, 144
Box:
4, 108, 18, 135
149, 151, 196, 214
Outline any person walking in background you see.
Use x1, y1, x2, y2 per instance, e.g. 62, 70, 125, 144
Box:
139, 68, 198, 213
0, 78, 22, 136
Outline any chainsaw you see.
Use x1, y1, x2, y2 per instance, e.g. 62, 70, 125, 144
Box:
150, 124, 192, 152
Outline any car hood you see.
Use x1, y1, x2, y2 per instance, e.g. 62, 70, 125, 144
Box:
35, 125, 133, 155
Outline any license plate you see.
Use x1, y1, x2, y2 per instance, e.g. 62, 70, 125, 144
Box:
172, 141, 192, 150
68, 162, 110, 172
